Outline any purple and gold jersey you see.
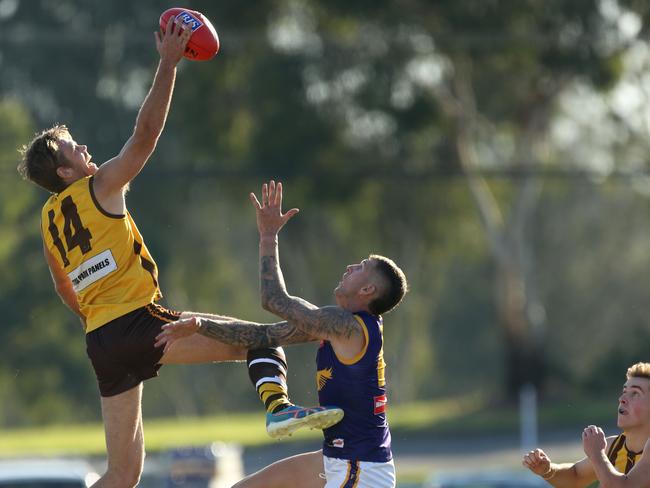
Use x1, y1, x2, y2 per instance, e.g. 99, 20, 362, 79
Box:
316, 311, 392, 463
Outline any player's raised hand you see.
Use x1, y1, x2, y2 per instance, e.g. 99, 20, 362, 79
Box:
582, 425, 607, 459
155, 16, 192, 65
522, 448, 552, 477
250, 180, 299, 238
154, 316, 201, 353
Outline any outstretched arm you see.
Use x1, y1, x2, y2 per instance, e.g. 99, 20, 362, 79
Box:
250, 181, 363, 343
522, 447, 596, 487
94, 17, 191, 203
155, 316, 318, 351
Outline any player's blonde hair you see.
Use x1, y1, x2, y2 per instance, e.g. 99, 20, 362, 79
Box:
626, 362, 650, 380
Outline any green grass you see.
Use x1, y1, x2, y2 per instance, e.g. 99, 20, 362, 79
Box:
0, 395, 617, 457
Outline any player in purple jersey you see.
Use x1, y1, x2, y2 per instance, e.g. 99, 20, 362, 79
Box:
156, 180, 408, 487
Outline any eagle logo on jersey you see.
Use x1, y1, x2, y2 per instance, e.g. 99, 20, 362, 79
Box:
316, 367, 333, 391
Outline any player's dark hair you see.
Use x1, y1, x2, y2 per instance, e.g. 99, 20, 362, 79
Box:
627, 362, 650, 381
368, 254, 408, 315
17, 124, 72, 193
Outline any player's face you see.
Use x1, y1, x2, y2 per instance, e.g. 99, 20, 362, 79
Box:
334, 258, 373, 297
58, 138, 97, 180
617, 377, 650, 430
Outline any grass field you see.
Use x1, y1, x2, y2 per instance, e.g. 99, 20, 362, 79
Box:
0, 395, 486, 456
0, 394, 615, 458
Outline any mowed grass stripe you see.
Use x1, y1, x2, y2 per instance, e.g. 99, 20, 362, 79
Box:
0, 399, 480, 456
0, 413, 313, 456
0, 395, 614, 457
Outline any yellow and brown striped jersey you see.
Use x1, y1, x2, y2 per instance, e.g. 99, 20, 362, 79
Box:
41, 176, 161, 333
607, 433, 643, 474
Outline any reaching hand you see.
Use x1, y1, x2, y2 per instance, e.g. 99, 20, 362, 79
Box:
582, 425, 607, 459
155, 15, 192, 65
522, 448, 552, 477
249, 180, 299, 239
154, 316, 201, 353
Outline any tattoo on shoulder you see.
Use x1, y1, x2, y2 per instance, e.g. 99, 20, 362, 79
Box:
295, 306, 362, 340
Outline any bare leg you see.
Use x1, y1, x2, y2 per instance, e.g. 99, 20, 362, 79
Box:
159, 311, 247, 364
91, 384, 144, 488
232, 450, 325, 488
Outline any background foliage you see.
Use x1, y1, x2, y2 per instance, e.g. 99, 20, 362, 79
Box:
1, 0, 650, 427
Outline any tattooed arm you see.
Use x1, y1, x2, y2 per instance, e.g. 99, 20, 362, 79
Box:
259, 240, 363, 342
249, 180, 364, 343
198, 317, 318, 348
155, 316, 318, 351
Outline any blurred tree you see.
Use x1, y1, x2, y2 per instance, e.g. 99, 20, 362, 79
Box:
3, 0, 650, 425
233, 0, 644, 402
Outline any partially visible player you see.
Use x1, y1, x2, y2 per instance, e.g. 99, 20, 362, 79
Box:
523, 362, 650, 487
156, 181, 408, 488
17, 20, 333, 488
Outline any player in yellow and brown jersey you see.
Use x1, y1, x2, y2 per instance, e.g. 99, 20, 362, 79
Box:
17, 18, 338, 488
523, 362, 650, 487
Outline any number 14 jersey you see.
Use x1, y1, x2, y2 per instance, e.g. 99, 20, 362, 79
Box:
41, 176, 162, 333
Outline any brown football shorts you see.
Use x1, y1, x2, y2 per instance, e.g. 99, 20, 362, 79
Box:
85, 303, 181, 397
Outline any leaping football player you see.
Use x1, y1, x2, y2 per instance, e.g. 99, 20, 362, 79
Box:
157, 181, 408, 488
18, 19, 339, 488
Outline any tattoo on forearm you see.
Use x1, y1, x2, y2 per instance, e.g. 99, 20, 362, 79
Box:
260, 254, 361, 340
197, 319, 315, 349
260, 255, 291, 312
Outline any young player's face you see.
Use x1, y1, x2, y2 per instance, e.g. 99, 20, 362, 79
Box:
617, 377, 650, 430
58, 137, 97, 180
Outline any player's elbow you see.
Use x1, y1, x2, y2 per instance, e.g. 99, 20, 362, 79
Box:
53, 281, 69, 299
260, 297, 273, 312
132, 125, 159, 150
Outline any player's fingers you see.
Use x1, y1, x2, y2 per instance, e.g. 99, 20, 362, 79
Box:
249, 192, 262, 210
180, 25, 191, 46
275, 182, 283, 207
178, 23, 189, 42
283, 208, 299, 222
166, 15, 176, 36
262, 183, 268, 207
269, 180, 276, 204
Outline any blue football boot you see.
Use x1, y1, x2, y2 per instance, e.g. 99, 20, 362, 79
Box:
266, 405, 344, 439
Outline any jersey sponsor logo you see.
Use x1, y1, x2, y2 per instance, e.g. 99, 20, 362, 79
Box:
374, 394, 387, 415
329, 438, 344, 449
175, 11, 203, 32
316, 367, 333, 391
67, 249, 117, 292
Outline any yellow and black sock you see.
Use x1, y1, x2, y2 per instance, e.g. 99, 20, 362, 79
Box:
247, 347, 292, 414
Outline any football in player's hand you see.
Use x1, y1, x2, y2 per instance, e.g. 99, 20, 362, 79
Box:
159, 8, 219, 61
